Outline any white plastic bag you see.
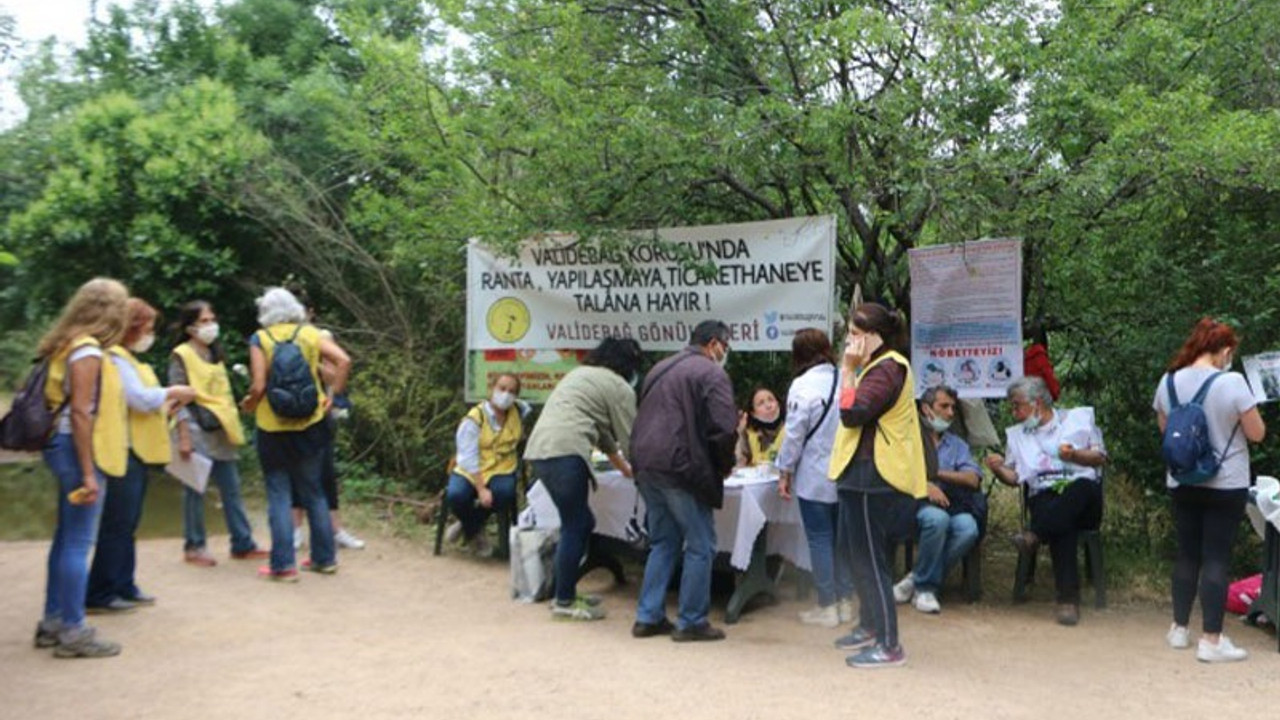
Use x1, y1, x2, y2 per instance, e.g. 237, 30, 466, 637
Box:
510, 526, 558, 603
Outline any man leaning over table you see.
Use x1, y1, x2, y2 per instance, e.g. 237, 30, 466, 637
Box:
630, 320, 738, 642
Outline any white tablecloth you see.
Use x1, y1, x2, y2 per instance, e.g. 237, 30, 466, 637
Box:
522, 470, 811, 572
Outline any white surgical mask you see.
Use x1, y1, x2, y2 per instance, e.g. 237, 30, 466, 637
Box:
926, 416, 951, 434
716, 343, 730, 368
130, 333, 155, 354
630, 372, 640, 389
192, 322, 220, 345
491, 389, 516, 410
1021, 413, 1042, 432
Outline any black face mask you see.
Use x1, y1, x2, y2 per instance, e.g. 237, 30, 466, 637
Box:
748, 414, 784, 432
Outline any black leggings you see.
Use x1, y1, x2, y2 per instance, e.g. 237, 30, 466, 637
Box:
839, 488, 916, 650
1171, 486, 1248, 634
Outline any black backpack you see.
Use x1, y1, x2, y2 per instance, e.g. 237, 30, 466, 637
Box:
262, 326, 319, 419
0, 358, 60, 451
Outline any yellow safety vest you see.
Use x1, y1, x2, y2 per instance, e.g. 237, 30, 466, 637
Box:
456, 403, 522, 486
253, 323, 327, 432
108, 347, 172, 464
44, 336, 129, 477
826, 350, 927, 499
172, 342, 246, 446
746, 426, 786, 465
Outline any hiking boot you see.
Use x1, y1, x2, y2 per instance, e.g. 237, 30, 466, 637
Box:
799, 604, 839, 628
53, 626, 121, 659
892, 575, 915, 604
846, 643, 906, 669
913, 591, 941, 615
632, 617, 675, 638
231, 548, 270, 560
551, 598, 606, 621
184, 550, 217, 567
1166, 623, 1190, 650
1055, 603, 1080, 626
1010, 530, 1040, 555
335, 529, 366, 549
34, 619, 62, 649
444, 521, 463, 545
833, 627, 876, 651
86, 597, 138, 615
837, 599, 855, 625
1197, 635, 1248, 663
671, 623, 726, 642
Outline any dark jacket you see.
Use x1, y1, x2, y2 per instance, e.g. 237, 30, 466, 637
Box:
631, 346, 738, 508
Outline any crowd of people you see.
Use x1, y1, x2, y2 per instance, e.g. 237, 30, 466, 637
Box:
29, 279, 362, 658
24, 276, 1266, 667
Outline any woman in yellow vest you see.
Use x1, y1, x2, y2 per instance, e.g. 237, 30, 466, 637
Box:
828, 302, 927, 670
734, 387, 786, 468
169, 300, 269, 567
240, 287, 351, 582
86, 299, 196, 613
33, 278, 129, 658
444, 373, 528, 555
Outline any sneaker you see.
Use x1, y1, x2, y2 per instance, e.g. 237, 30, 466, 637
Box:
293, 526, 306, 550
34, 619, 62, 649
913, 591, 941, 614
1197, 635, 1248, 663
846, 643, 906, 669
631, 617, 675, 638
231, 548, 270, 560
576, 594, 604, 607
86, 597, 138, 615
1167, 623, 1190, 650
124, 591, 157, 606
306, 562, 339, 575
799, 604, 839, 628
671, 623, 726, 642
837, 599, 855, 625
551, 598, 606, 621
472, 533, 493, 557
834, 627, 877, 651
335, 529, 366, 549
260, 566, 300, 583
892, 575, 915, 604
444, 520, 463, 545
53, 626, 121, 659
1055, 603, 1080, 627
184, 550, 217, 567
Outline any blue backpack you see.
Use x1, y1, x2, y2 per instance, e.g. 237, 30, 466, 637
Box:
262, 326, 319, 419
1161, 372, 1238, 485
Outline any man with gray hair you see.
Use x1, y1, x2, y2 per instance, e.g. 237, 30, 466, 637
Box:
985, 375, 1106, 626
630, 320, 738, 642
893, 385, 984, 614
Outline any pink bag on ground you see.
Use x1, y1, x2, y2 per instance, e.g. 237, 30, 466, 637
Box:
1226, 574, 1262, 615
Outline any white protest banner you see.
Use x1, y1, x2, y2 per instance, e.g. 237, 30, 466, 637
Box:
908, 238, 1023, 399
467, 216, 836, 352
1242, 352, 1280, 403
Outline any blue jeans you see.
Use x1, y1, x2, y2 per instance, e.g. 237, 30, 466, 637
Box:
87, 453, 149, 606
184, 458, 258, 554
445, 472, 517, 540
635, 482, 717, 631
42, 433, 106, 629
797, 497, 854, 607
911, 504, 979, 593
264, 451, 334, 572
531, 456, 595, 604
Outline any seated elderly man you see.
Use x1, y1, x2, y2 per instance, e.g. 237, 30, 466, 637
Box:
893, 385, 985, 614
985, 376, 1106, 627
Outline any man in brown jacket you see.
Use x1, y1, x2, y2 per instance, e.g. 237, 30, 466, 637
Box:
630, 320, 738, 642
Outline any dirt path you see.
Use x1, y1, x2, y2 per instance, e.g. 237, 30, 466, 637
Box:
0, 530, 1275, 719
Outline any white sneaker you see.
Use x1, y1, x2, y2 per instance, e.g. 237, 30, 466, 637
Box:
293, 526, 306, 550
334, 529, 366, 550
444, 520, 463, 545
837, 599, 855, 624
1166, 623, 1190, 650
1197, 635, 1248, 663
798, 604, 839, 628
913, 590, 941, 614
892, 575, 915, 604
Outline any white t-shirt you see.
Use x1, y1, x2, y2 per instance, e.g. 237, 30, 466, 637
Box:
1152, 368, 1255, 490
55, 345, 103, 435
1004, 407, 1106, 496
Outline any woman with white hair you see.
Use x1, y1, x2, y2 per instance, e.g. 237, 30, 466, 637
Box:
240, 287, 351, 581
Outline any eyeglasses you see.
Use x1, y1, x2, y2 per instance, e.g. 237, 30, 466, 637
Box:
1008, 399, 1034, 410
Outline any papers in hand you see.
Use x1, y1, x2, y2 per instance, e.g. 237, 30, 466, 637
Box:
725, 467, 779, 488
166, 452, 213, 494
